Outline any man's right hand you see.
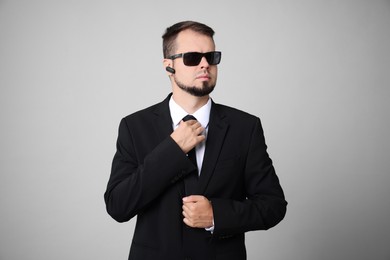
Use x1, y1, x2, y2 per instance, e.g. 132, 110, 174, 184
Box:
170, 119, 205, 154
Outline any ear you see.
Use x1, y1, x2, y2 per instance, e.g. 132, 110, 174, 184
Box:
163, 59, 173, 75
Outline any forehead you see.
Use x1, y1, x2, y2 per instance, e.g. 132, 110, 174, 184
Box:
175, 29, 215, 53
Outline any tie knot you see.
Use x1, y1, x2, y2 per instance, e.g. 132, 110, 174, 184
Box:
182, 115, 197, 122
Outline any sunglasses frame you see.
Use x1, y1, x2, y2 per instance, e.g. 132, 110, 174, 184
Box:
168, 51, 222, 66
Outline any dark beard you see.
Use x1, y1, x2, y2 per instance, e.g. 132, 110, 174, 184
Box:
174, 77, 215, 97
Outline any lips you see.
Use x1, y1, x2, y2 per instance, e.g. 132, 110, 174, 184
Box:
196, 74, 210, 80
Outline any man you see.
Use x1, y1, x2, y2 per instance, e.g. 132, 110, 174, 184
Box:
104, 21, 287, 260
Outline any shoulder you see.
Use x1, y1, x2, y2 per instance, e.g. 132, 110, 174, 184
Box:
122, 95, 170, 123
212, 102, 260, 123
123, 103, 159, 120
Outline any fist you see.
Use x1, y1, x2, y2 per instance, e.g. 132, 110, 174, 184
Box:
171, 119, 205, 153
182, 195, 213, 228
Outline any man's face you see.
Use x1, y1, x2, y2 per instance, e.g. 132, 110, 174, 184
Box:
166, 29, 218, 97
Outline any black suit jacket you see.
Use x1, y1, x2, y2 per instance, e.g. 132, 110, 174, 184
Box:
104, 94, 287, 260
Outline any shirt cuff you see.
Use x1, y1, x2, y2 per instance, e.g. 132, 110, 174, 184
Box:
205, 219, 215, 233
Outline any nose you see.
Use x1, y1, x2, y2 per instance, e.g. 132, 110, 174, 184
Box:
199, 56, 209, 69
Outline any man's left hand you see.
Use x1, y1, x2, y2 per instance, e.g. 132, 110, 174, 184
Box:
182, 195, 213, 228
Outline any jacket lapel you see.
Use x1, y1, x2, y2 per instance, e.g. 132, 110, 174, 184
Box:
198, 103, 229, 194
152, 94, 174, 140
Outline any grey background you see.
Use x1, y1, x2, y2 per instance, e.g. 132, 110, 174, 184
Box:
1, 0, 389, 259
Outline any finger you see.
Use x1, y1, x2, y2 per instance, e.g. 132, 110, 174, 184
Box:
180, 119, 198, 126
196, 135, 206, 143
188, 122, 203, 133
183, 121, 203, 131
183, 195, 204, 203
182, 209, 189, 219
182, 202, 196, 214
182, 203, 190, 213
183, 216, 209, 228
195, 126, 205, 135
182, 209, 195, 225
183, 216, 195, 227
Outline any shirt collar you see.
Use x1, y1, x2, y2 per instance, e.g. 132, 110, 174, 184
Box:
169, 96, 212, 128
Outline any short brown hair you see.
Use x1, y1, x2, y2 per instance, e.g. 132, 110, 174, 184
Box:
162, 21, 215, 58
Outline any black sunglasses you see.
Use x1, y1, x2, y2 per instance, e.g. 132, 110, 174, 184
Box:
168, 51, 222, 66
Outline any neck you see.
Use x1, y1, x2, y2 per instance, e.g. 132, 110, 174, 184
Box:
172, 90, 209, 114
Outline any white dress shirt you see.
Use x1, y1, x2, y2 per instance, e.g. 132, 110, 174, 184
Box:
169, 96, 211, 175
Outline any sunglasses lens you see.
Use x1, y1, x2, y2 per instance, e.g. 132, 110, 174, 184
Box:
183, 53, 202, 66
206, 52, 221, 65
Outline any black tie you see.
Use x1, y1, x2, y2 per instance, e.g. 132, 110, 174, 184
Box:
182, 115, 198, 195
182, 115, 198, 169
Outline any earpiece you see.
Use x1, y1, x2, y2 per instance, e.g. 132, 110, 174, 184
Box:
165, 67, 175, 74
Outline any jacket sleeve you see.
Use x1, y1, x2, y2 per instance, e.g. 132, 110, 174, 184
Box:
104, 118, 196, 223
211, 118, 287, 236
